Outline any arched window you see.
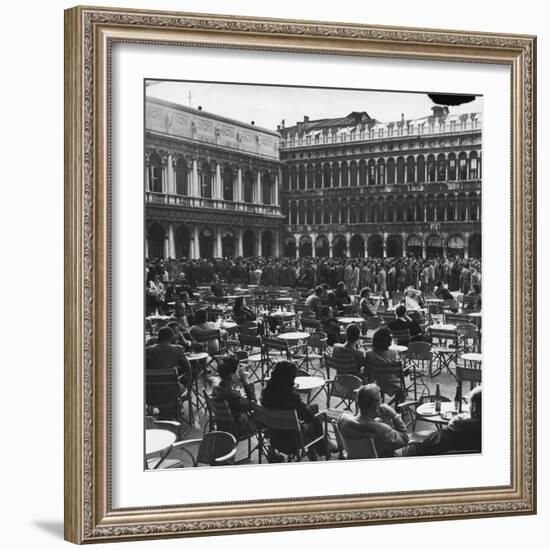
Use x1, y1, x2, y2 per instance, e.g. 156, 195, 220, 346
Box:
290, 165, 298, 190
323, 163, 331, 188
262, 172, 272, 205
200, 162, 212, 198
223, 165, 234, 201
386, 197, 395, 222
458, 152, 468, 180
323, 201, 331, 224
282, 166, 290, 190
447, 194, 456, 220
298, 201, 306, 224
148, 152, 163, 192
359, 159, 367, 186
469, 152, 479, 179
406, 156, 415, 183
376, 198, 385, 222
367, 199, 375, 222
457, 193, 467, 221
396, 157, 405, 183
378, 158, 386, 186
332, 162, 340, 187
315, 202, 322, 224
298, 165, 306, 189
417, 155, 425, 183
243, 169, 254, 203
396, 197, 404, 222
350, 161, 358, 186
349, 200, 358, 223
290, 202, 298, 224
427, 155, 436, 182
448, 153, 457, 180
415, 197, 424, 221
436, 194, 446, 221
341, 161, 349, 186
368, 159, 376, 185
315, 163, 323, 188
426, 195, 435, 221
437, 154, 447, 181
306, 164, 314, 189
175, 157, 188, 195
387, 158, 395, 184
406, 195, 415, 221
341, 202, 349, 224
470, 193, 479, 220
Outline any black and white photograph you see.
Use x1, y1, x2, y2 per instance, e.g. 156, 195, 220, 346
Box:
144, 79, 483, 469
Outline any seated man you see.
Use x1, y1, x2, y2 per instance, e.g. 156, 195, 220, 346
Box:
463, 283, 482, 311
189, 308, 227, 355
305, 286, 324, 318
387, 304, 423, 344
334, 281, 351, 310
399, 386, 482, 456
338, 384, 409, 458
146, 326, 189, 375
332, 323, 367, 376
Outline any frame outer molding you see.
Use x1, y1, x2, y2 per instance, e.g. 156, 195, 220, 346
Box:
64, 5, 536, 544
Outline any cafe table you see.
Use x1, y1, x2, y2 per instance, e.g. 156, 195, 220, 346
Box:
415, 401, 466, 430
267, 310, 295, 320
294, 375, 326, 404
430, 323, 457, 331
277, 331, 310, 342
336, 316, 365, 325
145, 429, 176, 469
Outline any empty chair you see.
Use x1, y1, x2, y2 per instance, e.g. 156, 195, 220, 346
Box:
326, 374, 363, 412
145, 367, 192, 426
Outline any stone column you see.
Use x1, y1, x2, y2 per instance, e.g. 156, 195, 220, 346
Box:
421, 239, 427, 260
166, 154, 174, 194
311, 232, 317, 258
274, 171, 280, 206
168, 223, 175, 259
256, 230, 262, 256
382, 232, 388, 258
216, 163, 222, 199
193, 226, 200, 259
328, 231, 334, 258
163, 232, 170, 259
364, 233, 369, 258
216, 226, 223, 258
192, 159, 199, 196
274, 230, 280, 257
414, 159, 418, 183
442, 244, 448, 259
402, 232, 407, 257
256, 171, 262, 204
237, 167, 243, 203
236, 227, 244, 257
294, 233, 300, 258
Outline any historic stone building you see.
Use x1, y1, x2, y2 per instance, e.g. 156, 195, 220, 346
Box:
145, 96, 284, 259
278, 106, 482, 259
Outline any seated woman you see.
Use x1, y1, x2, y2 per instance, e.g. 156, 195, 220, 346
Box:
232, 296, 257, 325
359, 287, 376, 319
319, 305, 342, 346
364, 327, 403, 401
334, 281, 351, 310
404, 286, 425, 311
260, 361, 330, 460
434, 281, 459, 312
463, 283, 482, 311
387, 304, 424, 344
211, 355, 256, 438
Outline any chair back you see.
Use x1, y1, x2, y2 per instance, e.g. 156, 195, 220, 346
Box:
192, 328, 221, 343
203, 391, 234, 427
445, 312, 470, 325
263, 336, 290, 356
389, 328, 410, 345
366, 360, 403, 380
240, 321, 259, 336
406, 341, 432, 361
301, 318, 321, 331
145, 367, 182, 420
461, 295, 481, 311
330, 374, 363, 403
429, 327, 458, 345
325, 354, 361, 377
378, 311, 395, 324
308, 330, 328, 351
239, 333, 262, 350
456, 366, 482, 391
196, 431, 237, 466
336, 427, 378, 459
253, 405, 300, 432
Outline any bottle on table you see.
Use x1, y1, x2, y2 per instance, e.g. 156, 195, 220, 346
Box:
434, 383, 442, 413
454, 383, 463, 413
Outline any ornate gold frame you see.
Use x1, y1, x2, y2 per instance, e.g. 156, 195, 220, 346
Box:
64, 5, 537, 544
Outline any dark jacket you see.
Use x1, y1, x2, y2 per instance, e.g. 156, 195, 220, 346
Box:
416, 417, 481, 455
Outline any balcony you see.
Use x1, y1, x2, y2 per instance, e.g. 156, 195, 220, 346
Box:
145, 192, 282, 216
281, 179, 481, 197
280, 121, 481, 150
286, 220, 481, 234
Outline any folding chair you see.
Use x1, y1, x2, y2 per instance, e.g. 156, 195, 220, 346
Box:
364, 360, 407, 405
403, 341, 432, 398
428, 326, 459, 378
253, 405, 328, 463
202, 390, 259, 464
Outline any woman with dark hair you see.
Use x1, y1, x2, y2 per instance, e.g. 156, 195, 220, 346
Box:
260, 361, 329, 459
365, 327, 402, 400
211, 355, 256, 438
232, 296, 257, 325
359, 287, 376, 319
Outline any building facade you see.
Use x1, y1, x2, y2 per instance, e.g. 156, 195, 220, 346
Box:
145, 97, 284, 260
278, 106, 482, 260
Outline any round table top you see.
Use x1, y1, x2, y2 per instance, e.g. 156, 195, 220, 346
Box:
294, 376, 325, 391
336, 316, 365, 324
467, 312, 483, 318
185, 352, 210, 361
145, 429, 176, 455
146, 314, 171, 321
271, 297, 294, 303
390, 344, 408, 353
219, 321, 238, 330
426, 298, 444, 303
268, 311, 295, 318
461, 352, 483, 362
278, 331, 309, 341
430, 324, 457, 331
416, 401, 460, 425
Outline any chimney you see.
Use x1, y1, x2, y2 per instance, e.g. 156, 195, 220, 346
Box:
304, 115, 309, 123
251, 121, 255, 125
198, 105, 202, 111
281, 119, 285, 129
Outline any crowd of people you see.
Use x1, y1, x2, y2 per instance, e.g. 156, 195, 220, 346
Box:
145, 253, 482, 463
